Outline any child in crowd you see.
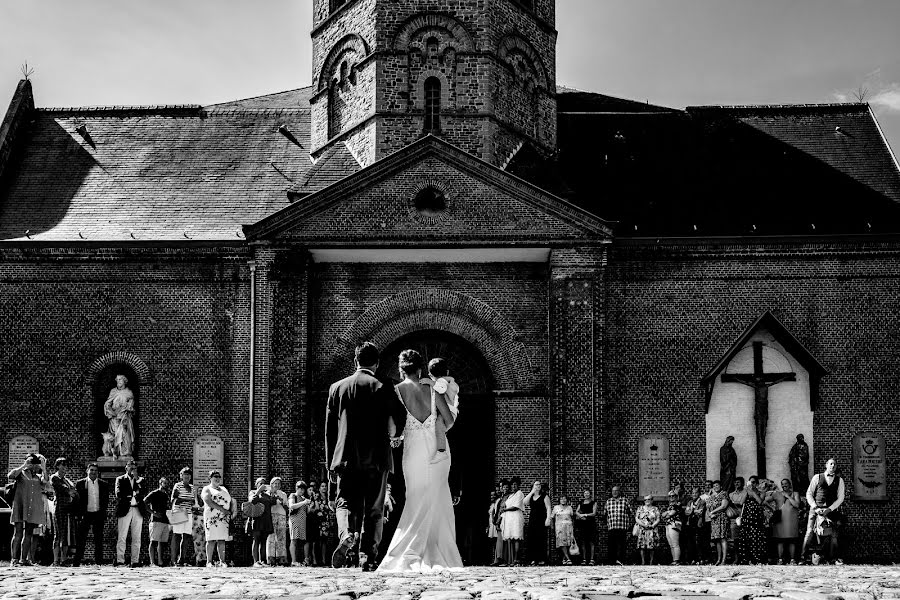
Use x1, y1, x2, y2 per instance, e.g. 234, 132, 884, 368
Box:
428, 357, 460, 459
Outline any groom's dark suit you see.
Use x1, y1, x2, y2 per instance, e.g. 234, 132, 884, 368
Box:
326, 368, 405, 564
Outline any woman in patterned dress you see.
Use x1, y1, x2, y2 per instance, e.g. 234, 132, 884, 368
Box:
288, 481, 311, 566
707, 480, 730, 565
266, 477, 289, 566
739, 477, 772, 565
201, 470, 237, 567
635, 494, 661, 565
551, 494, 575, 565
318, 481, 338, 565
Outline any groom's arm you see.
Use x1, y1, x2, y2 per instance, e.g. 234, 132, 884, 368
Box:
325, 383, 340, 470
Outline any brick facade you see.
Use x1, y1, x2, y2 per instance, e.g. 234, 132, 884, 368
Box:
603, 238, 900, 562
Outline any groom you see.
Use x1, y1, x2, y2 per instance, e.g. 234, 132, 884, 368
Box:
326, 341, 404, 570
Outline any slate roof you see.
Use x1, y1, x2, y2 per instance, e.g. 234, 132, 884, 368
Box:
0, 94, 313, 242
554, 93, 900, 236
2, 82, 900, 242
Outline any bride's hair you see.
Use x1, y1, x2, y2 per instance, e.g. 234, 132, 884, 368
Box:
398, 349, 424, 377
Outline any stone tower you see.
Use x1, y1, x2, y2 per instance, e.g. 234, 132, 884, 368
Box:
309, 0, 557, 167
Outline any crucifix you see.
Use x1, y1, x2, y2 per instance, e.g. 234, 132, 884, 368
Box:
720, 341, 796, 479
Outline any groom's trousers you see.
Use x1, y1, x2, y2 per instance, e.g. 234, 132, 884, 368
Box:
335, 466, 389, 561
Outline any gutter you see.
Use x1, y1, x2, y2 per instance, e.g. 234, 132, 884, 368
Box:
248, 260, 257, 492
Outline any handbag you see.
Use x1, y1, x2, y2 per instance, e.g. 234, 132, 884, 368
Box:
166, 508, 189, 525
631, 523, 641, 536
568, 539, 580, 556
725, 504, 740, 519
735, 503, 745, 527
241, 500, 264, 519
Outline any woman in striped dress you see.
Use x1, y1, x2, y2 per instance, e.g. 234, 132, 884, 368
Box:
170, 467, 195, 566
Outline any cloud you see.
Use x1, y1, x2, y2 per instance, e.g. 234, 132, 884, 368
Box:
831, 91, 850, 103
870, 84, 900, 112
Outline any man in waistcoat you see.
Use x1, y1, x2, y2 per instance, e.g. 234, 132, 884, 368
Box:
801, 457, 845, 564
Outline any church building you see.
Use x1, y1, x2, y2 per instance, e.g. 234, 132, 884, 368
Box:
1, 0, 899, 561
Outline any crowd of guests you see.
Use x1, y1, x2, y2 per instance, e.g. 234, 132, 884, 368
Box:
4, 454, 340, 567
6, 452, 846, 567
487, 459, 846, 567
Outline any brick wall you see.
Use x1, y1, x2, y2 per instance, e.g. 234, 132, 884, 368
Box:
0, 246, 253, 563
603, 237, 900, 562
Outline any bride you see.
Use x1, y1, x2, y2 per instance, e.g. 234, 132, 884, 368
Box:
377, 349, 464, 572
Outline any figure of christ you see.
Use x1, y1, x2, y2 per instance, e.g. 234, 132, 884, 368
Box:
720, 341, 795, 479
102, 374, 136, 458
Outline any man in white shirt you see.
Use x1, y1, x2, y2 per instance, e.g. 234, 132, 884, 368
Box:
801, 458, 845, 564
74, 463, 110, 566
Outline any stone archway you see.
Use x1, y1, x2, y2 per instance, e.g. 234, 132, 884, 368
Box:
327, 289, 537, 393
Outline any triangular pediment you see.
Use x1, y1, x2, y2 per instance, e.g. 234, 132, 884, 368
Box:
701, 311, 828, 410
244, 136, 613, 244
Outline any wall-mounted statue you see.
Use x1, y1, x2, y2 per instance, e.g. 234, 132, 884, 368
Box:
102, 374, 135, 458
720, 435, 737, 492
789, 433, 810, 493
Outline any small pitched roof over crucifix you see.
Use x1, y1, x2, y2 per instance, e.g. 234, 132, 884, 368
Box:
701, 311, 828, 478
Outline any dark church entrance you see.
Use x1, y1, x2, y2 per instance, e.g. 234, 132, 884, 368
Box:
377, 330, 496, 565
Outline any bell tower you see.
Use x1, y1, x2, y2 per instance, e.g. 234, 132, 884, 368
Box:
310, 0, 557, 167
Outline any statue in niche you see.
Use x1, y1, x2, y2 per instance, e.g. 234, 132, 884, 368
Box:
719, 435, 737, 492
788, 433, 810, 494
102, 374, 135, 458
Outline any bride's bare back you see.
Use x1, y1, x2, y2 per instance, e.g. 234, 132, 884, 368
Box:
396, 379, 432, 423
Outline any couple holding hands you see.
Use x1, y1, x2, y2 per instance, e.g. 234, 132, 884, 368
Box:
325, 342, 463, 572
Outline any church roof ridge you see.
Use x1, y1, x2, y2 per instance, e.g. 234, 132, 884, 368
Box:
687, 102, 870, 113
37, 105, 204, 116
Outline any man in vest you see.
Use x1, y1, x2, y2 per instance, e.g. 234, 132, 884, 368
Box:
801, 457, 845, 564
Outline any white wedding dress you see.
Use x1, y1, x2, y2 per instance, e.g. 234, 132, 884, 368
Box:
377, 385, 464, 572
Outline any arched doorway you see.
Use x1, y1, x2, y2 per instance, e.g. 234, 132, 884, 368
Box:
378, 330, 495, 565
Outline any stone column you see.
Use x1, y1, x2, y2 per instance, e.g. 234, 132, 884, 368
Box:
548, 247, 606, 501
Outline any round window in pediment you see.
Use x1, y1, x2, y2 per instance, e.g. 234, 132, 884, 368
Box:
414, 186, 447, 217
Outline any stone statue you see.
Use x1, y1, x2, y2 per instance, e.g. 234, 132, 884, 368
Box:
720, 435, 737, 492
102, 374, 135, 458
788, 433, 810, 494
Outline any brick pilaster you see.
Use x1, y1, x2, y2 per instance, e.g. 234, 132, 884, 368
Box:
549, 247, 607, 501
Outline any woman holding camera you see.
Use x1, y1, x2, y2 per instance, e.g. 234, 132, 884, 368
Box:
7, 453, 50, 566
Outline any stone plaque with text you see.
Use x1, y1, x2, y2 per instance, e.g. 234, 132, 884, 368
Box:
852, 433, 887, 501
638, 433, 670, 500
193, 435, 224, 487
7, 435, 39, 472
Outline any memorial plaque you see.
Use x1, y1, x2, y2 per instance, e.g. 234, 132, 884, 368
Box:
193, 435, 224, 486
852, 433, 887, 501
638, 433, 670, 500
7, 435, 39, 472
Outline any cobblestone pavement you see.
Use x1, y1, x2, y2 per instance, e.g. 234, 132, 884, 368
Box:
0, 564, 898, 600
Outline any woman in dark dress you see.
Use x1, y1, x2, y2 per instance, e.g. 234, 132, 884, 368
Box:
574, 490, 598, 565
245, 477, 275, 566
524, 481, 551, 565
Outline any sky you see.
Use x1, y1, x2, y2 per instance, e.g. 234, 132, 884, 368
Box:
1, 0, 900, 154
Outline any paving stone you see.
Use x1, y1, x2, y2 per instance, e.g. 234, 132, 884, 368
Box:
781, 591, 843, 600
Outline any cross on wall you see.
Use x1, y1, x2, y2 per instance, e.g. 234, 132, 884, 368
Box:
720, 341, 796, 479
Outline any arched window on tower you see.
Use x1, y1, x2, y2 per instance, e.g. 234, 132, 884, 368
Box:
328, 80, 340, 139
424, 77, 441, 134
